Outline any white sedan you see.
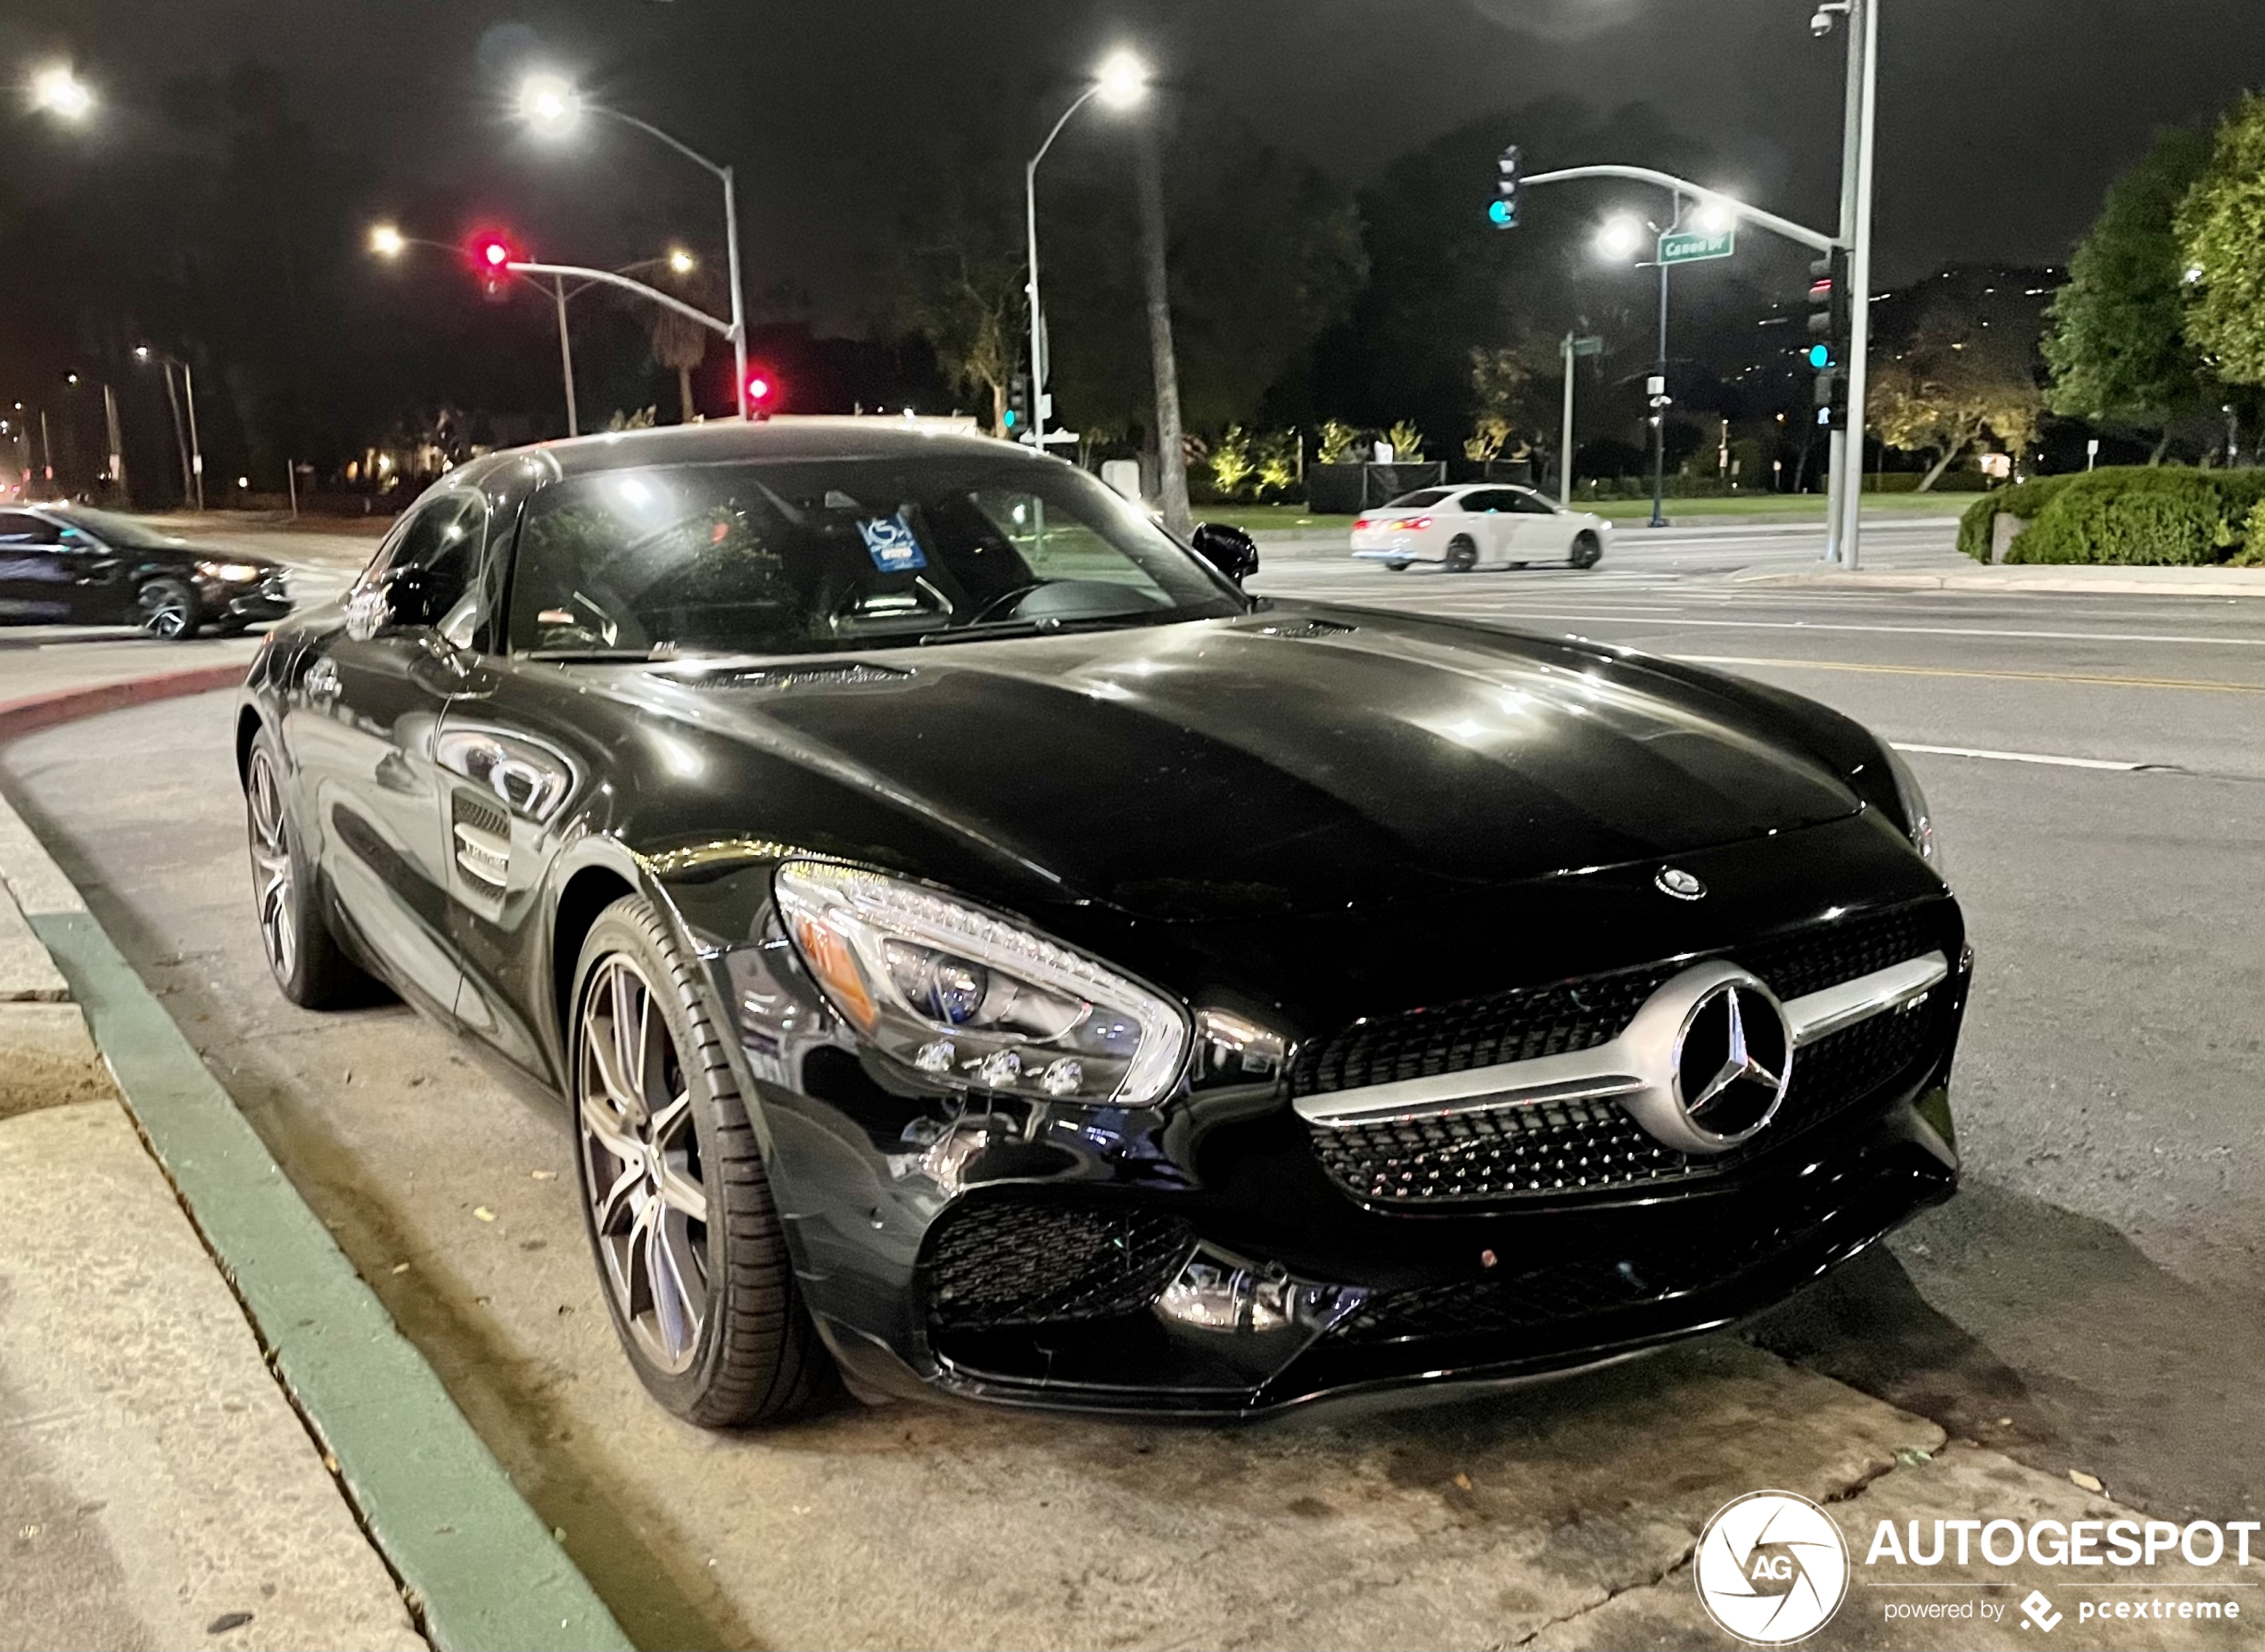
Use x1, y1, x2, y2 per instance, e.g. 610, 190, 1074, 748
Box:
1348, 485, 1610, 572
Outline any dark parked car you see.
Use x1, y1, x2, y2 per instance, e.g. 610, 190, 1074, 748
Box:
235, 419, 1966, 1426
0, 505, 290, 637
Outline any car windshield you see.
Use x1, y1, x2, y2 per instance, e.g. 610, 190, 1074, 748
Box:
507, 455, 1246, 659
1380, 489, 1453, 510
53, 506, 186, 550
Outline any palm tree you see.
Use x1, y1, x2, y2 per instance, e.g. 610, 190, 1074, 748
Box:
650, 265, 725, 423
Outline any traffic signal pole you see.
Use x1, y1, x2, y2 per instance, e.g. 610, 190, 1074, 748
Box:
1835, 0, 1881, 571
1823, 0, 1866, 565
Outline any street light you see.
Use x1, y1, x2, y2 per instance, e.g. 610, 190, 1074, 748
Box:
29, 65, 95, 121
668, 246, 696, 275
369, 223, 407, 259
519, 73, 751, 419
1596, 201, 1684, 530
136, 345, 203, 510
1692, 196, 1741, 236
1594, 214, 1646, 260
1025, 49, 1150, 450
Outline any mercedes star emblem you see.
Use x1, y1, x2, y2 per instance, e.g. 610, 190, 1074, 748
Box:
1656, 867, 1707, 900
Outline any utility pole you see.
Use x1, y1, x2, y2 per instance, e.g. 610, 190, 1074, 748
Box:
102, 382, 125, 494
1134, 120, 1191, 538
1649, 216, 1676, 530
182, 360, 205, 510
1822, 0, 1866, 563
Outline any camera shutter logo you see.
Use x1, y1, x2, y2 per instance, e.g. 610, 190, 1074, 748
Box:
1694, 1490, 1849, 1644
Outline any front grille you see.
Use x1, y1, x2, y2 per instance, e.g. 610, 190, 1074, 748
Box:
1292, 969, 1668, 1098
1301, 903, 1950, 1207
1335, 1185, 1847, 1344
925, 1200, 1195, 1330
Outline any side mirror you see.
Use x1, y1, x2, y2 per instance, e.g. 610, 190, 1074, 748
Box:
1190, 522, 1260, 588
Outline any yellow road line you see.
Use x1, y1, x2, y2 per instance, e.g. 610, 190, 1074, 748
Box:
1673, 654, 2265, 695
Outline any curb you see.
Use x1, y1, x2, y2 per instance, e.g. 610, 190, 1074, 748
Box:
0, 675, 633, 1652
1733, 567, 2265, 596
0, 662, 250, 741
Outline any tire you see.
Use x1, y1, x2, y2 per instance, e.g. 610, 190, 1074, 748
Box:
1445, 535, 1478, 574
138, 576, 203, 640
570, 894, 832, 1427
1569, 530, 1603, 570
1384, 560, 1412, 573
243, 727, 373, 1009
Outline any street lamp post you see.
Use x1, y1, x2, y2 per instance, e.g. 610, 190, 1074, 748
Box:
1025, 51, 1148, 452
135, 346, 203, 510
520, 77, 752, 420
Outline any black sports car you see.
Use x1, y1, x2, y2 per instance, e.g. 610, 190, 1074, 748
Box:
236, 419, 1967, 1426
0, 505, 290, 637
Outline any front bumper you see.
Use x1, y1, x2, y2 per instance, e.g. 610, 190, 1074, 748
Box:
691, 849, 1970, 1418
197, 572, 292, 627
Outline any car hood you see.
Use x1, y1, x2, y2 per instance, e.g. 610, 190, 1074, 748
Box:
610, 607, 1864, 922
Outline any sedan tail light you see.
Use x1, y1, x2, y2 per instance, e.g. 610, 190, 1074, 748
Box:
1353, 517, 1372, 530
1396, 516, 1433, 531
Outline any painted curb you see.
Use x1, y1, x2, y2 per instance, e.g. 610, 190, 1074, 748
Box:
0, 662, 249, 740
0, 678, 633, 1652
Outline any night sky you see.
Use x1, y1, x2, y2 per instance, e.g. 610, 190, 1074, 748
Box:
10, 0, 2265, 324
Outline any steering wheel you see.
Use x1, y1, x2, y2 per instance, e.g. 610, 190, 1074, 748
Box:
967, 582, 1049, 625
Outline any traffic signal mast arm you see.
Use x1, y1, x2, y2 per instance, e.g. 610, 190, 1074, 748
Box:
506, 260, 735, 338
1518, 165, 1839, 255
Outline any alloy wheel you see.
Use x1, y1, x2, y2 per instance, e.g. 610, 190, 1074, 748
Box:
144, 590, 192, 638
245, 748, 296, 985
577, 954, 712, 1374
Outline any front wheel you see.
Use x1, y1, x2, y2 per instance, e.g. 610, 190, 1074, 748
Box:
571, 895, 833, 1427
244, 727, 374, 1008
138, 577, 203, 640
1383, 559, 1412, 573
1569, 530, 1603, 570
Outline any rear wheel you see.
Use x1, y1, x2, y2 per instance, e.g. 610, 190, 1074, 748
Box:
571, 895, 832, 1427
1445, 535, 1478, 574
1570, 530, 1603, 570
244, 727, 372, 1008
138, 577, 202, 640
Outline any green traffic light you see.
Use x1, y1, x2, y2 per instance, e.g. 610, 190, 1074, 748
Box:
1808, 343, 1833, 369
1488, 199, 1518, 228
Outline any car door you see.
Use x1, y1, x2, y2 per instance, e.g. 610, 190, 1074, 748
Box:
1506, 489, 1571, 558
1461, 491, 1524, 563
0, 512, 75, 621
286, 488, 490, 1021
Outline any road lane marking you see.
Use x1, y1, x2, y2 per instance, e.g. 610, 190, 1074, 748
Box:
1437, 614, 2265, 647
1673, 653, 2265, 694
1893, 744, 2159, 772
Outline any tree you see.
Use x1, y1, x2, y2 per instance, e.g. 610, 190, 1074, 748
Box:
896, 120, 1025, 435
1465, 343, 1554, 463
1870, 333, 2044, 489
2043, 125, 2218, 457
649, 265, 724, 423
2177, 92, 2265, 390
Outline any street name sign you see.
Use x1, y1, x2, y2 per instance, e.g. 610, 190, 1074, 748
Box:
1659, 227, 1735, 266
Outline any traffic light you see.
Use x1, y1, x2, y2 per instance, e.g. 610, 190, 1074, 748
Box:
745, 370, 778, 418
1807, 248, 1850, 426
1489, 145, 1523, 229
1007, 371, 1031, 434
467, 231, 523, 302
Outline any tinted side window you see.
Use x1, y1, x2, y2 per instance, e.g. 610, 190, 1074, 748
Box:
1462, 491, 1516, 514
1509, 491, 1558, 515
0, 513, 61, 547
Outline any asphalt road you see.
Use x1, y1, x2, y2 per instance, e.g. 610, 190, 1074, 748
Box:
0, 515, 2258, 1647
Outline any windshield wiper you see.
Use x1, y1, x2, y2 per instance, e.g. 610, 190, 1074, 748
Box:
912, 612, 1175, 648
524, 648, 659, 663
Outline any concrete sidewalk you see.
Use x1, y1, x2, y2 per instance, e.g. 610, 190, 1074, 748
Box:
0, 873, 424, 1649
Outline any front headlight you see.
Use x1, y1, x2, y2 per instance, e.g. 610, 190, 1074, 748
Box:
1883, 745, 1944, 872
774, 861, 1190, 1106
194, 559, 264, 583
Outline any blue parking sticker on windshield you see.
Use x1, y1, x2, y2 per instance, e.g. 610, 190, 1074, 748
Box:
858, 512, 927, 573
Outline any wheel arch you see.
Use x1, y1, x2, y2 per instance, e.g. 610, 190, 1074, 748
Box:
550, 860, 640, 1056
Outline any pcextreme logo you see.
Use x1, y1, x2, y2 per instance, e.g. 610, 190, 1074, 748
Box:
1695, 1490, 1852, 1645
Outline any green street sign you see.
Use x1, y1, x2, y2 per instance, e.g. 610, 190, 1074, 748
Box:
1658, 227, 1735, 266
1570, 334, 1605, 357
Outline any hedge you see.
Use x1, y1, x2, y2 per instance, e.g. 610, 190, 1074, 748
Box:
1958, 467, 2265, 565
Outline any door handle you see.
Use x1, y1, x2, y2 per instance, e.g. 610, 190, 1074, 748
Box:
304, 658, 341, 701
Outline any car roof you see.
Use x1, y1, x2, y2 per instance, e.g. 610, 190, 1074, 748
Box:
468, 416, 1043, 492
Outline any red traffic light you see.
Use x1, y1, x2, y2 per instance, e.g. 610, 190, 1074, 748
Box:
465, 230, 523, 272
746, 374, 774, 404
